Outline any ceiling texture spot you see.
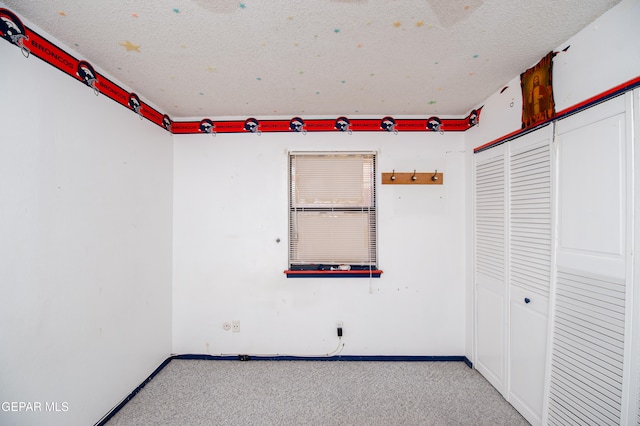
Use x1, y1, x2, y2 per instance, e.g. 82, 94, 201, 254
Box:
119, 40, 140, 52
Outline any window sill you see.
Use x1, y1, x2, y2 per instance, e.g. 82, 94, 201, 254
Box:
284, 270, 383, 278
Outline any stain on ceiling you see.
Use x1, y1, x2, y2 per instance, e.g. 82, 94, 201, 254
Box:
0, 0, 621, 119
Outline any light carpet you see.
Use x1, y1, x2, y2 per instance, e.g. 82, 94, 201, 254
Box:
105, 359, 529, 425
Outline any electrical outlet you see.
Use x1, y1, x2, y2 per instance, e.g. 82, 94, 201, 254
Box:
232, 320, 240, 333
336, 320, 343, 328
223, 322, 231, 331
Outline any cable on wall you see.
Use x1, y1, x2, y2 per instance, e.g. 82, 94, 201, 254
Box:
219, 336, 345, 359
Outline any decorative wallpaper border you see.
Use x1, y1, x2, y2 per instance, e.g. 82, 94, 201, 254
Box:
1, 7, 481, 135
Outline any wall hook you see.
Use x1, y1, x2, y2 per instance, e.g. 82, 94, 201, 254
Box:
17, 35, 30, 58
90, 80, 99, 96
382, 170, 443, 185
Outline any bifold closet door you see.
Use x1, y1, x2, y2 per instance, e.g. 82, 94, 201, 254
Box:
548, 94, 632, 425
507, 127, 552, 426
474, 127, 552, 411
474, 145, 507, 394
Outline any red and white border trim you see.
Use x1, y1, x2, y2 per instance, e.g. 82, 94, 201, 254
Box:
1, 7, 481, 135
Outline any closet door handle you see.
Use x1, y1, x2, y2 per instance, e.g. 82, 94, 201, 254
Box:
524, 297, 531, 304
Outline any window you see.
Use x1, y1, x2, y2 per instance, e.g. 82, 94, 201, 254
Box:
286, 152, 381, 278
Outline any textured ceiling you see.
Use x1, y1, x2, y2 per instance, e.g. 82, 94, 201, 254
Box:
1, 0, 621, 119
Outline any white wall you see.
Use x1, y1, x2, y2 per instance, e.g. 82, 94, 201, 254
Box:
173, 130, 467, 356
0, 35, 173, 425
463, 0, 640, 361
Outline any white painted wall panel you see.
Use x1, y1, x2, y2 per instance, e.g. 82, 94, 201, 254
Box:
172, 131, 467, 356
0, 40, 173, 426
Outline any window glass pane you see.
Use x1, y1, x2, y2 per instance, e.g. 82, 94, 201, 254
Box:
292, 154, 373, 208
291, 211, 374, 264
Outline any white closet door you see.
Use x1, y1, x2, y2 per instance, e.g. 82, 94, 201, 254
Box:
548, 94, 632, 425
507, 127, 552, 426
474, 145, 507, 394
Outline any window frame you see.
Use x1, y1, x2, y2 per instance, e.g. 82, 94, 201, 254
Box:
285, 151, 382, 278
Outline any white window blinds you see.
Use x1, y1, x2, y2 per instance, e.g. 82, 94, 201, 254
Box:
289, 152, 377, 268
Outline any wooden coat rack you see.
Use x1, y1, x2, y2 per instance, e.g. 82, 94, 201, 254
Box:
382, 170, 443, 185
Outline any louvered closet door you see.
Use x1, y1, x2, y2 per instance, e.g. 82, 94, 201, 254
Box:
474, 145, 507, 394
549, 94, 632, 425
509, 133, 552, 297
507, 126, 552, 426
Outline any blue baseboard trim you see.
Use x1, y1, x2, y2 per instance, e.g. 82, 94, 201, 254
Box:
94, 357, 173, 426
96, 353, 473, 424
173, 354, 472, 364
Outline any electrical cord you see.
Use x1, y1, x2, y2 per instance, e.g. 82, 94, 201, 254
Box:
219, 336, 344, 359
